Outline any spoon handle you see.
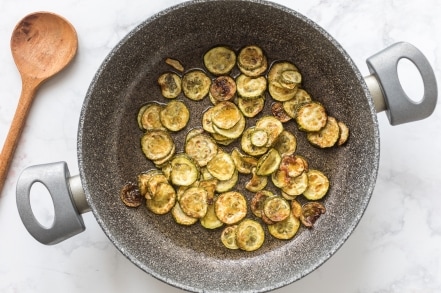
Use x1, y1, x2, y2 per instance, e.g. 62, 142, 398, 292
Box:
0, 78, 39, 194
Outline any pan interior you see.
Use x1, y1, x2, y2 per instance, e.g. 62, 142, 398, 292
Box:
78, 1, 379, 292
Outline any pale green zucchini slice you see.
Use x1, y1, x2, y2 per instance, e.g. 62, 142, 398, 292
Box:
146, 182, 176, 215
295, 101, 327, 132
141, 129, 175, 161
241, 127, 269, 156
212, 114, 245, 139
236, 74, 267, 98
273, 130, 297, 156
255, 116, 283, 147
268, 83, 298, 102
263, 196, 291, 222
204, 46, 236, 75
255, 148, 281, 176
206, 151, 236, 181
231, 147, 258, 174
267, 61, 300, 101
237, 95, 265, 118
221, 225, 239, 250
282, 89, 312, 119
235, 219, 265, 251
172, 202, 198, 226
200, 199, 224, 229
215, 191, 247, 224
307, 116, 340, 148
337, 120, 350, 146
169, 154, 200, 186
215, 169, 238, 193
159, 100, 190, 132
157, 72, 182, 99
250, 128, 269, 147
267, 61, 299, 83
303, 169, 329, 200
209, 75, 236, 102
237, 45, 268, 77
202, 107, 216, 134
179, 186, 208, 218
185, 133, 218, 167
137, 169, 162, 198
268, 212, 300, 240
182, 70, 211, 100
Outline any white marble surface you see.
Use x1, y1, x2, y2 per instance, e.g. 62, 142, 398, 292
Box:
1, 0, 440, 292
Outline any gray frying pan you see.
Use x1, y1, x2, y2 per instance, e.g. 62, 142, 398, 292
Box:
16, 1, 437, 292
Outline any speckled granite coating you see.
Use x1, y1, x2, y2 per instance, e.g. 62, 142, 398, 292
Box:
77, 0, 380, 292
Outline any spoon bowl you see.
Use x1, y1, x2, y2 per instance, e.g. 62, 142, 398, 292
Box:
0, 12, 78, 193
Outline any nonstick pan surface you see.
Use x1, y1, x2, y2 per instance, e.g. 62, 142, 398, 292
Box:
78, 1, 379, 292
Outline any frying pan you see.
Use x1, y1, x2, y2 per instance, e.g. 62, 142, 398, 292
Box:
16, 1, 437, 292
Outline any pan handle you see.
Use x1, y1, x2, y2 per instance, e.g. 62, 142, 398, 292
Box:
365, 42, 437, 125
16, 161, 90, 245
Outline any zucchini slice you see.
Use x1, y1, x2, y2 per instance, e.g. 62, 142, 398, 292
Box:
255, 116, 283, 147
172, 202, 199, 226
137, 103, 165, 131
120, 181, 143, 207
221, 225, 239, 250
337, 121, 349, 146
303, 169, 329, 200
267, 61, 300, 101
271, 102, 292, 123
237, 95, 265, 118
209, 75, 236, 102
231, 147, 258, 174
215, 191, 247, 224
295, 102, 327, 132
282, 89, 312, 119
250, 190, 274, 218
179, 186, 208, 218
255, 148, 281, 176
160, 100, 190, 132
237, 45, 268, 77
268, 212, 300, 240
273, 130, 297, 156
206, 151, 236, 181
157, 72, 182, 99
307, 116, 340, 148
268, 83, 298, 102
263, 196, 291, 222
250, 128, 269, 147
185, 133, 218, 167
236, 74, 267, 98
281, 171, 309, 197
245, 167, 268, 192
241, 127, 269, 156
141, 130, 175, 161
211, 101, 242, 130
235, 219, 265, 251
146, 182, 176, 215
291, 200, 302, 219
204, 46, 236, 76
137, 169, 162, 198
215, 169, 238, 193
279, 154, 307, 178
169, 154, 200, 186
202, 107, 216, 134
212, 114, 246, 139
200, 199, 224, 229
182, 70, 211, 101
165, 57, 184, 72
300, 202, 326, 228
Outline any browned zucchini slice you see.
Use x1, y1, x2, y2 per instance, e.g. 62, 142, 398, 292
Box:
212, 114, 246, 139
146, 182, 176, 215
300, 202, 326, 228
209, 75, 236, 102
215, 169, 238, 193
279, 154, 307, 178
215, 191, 247, 224
204, 46, 236, 76
185, 133, 218, 167
295, 102, 327, 132
303, 169, 329, 200
182, 70, 211, 100
179, 186, 208, 218
268, 212, 300, 240
221, 225, 239, 249
169, 154, 200, 186
235, 219, 265, 251
160, 100, 190, 132
157, 72, 182, 99
263, 196, 291, 222
281, 171, 309, 197
211, 101, 242, 130
206, 151, 236, 181
282, 89, 312, 119
237, 45, 268, 77
236, 74, 267, 98
165, 58, 184, 72
271, 102, 292, 123
120, 181, 142, 207
172, 202, 198, 226
250, 190, 274, 218
337, 120, 350, 146
245, 167, 268, 192
307, 116, 340, 148
141, 130, 175, 161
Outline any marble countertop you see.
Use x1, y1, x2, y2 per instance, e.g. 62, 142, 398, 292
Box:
1, 0, 440, 292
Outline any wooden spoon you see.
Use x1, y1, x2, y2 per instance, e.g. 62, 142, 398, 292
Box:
0, 12, 78, 193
